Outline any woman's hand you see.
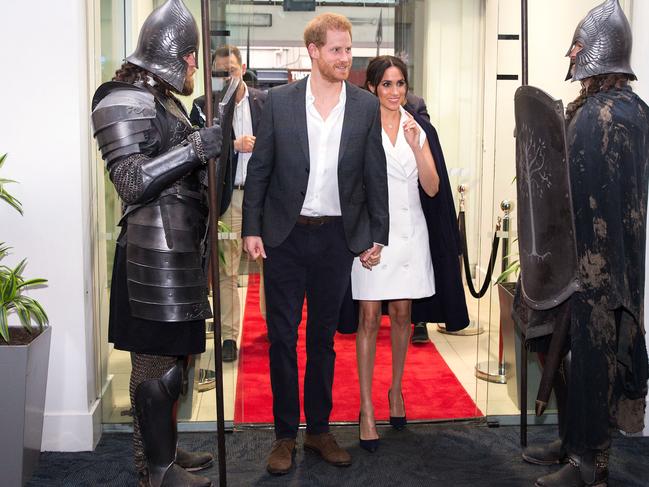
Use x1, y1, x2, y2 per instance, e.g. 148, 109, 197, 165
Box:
402, 111, 421, 151
359, 244, 382, 270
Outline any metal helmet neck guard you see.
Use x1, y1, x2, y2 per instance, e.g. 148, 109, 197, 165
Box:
126, 0, 199, 93
566, 0, 635, 82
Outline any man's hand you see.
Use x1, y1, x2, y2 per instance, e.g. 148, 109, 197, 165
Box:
234, 135, 256, 153
359, 243, 383, 270
243, 236, 267, 260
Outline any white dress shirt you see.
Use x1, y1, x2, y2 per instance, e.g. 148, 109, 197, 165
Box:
232, 83, 253, 186
300, 76, 346, 217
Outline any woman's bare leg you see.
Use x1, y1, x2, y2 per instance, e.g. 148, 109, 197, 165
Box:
356, 300, 382, 440
388, 299, 411, 416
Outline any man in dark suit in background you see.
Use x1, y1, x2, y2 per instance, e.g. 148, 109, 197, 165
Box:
242, 13, 389, 475
191, 45, 266, 362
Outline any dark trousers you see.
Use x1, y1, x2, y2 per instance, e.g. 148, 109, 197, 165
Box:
264, 218, 354, 439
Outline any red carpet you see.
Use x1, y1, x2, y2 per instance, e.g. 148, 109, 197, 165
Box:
234, 274, 482, 423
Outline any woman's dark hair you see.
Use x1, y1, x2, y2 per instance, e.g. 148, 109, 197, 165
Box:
364, 55, 409, 94
565, 73, 631, 121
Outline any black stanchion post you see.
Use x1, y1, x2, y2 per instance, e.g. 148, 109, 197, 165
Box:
437, 185, 485, 336
474, 201, 511, 385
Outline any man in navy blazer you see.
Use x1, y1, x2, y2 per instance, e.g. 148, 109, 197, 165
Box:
242, 13, 388, 475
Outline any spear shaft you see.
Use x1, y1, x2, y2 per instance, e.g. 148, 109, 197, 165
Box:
200, 1, 227, 485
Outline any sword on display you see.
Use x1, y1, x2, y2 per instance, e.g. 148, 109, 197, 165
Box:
200, 1, 227, 485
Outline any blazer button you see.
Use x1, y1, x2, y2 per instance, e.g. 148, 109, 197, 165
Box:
305, 167, 310, 173
300, 191, 305, 196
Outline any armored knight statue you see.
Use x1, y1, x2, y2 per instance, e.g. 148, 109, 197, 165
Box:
91, 1, 221, 486
513, 1, 649, 486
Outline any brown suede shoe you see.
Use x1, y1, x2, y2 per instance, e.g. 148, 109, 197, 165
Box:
266, 438, 296, 475
304, 432, 352, 467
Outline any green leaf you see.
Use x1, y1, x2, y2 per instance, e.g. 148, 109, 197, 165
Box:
0, 153, 23, 215
18, 278, 48, 288
0, 155, 49, 342
24, 297, 49, 325
15, 301, 30, 329
0, 307, 8, 343
0, 189, 23, 215
7, 271, 18, 302
13, 258, 27, 277
495, 260, 520, 284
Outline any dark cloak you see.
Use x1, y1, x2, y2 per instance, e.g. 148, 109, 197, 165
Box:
513, 86, 649, 443
338, 110, 470, 333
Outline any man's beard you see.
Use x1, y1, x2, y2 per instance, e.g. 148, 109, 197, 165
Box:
318, 58, 349, 83
180, 77, 194, 96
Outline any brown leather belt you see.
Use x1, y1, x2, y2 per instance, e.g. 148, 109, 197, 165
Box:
296, 215, 337, 226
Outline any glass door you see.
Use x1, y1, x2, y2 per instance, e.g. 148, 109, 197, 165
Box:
230, 0, 491, 427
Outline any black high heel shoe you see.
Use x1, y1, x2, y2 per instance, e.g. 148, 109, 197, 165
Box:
388, 389, 407, 430
358, 412, 380, 453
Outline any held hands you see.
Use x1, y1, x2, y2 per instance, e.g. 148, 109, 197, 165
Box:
234, 135, 256, 153
359, 243, 383, 270
243, 236, 267, 260
402, 111, 421, 151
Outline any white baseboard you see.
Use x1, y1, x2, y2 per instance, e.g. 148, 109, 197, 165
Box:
41, 397, 103, 452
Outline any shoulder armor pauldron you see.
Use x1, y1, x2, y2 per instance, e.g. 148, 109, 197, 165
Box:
91, 82, 157, 164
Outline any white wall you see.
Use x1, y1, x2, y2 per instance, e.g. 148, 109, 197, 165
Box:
0, 0, 100, 451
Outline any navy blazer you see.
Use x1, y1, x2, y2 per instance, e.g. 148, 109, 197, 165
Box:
242, 78, 389, 254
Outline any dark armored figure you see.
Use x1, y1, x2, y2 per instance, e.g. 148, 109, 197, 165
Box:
91, 1, 222, 486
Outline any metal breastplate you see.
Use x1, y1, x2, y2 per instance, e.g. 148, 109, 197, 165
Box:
125, 94, 211, 322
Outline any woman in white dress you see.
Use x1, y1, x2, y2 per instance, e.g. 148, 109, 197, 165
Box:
353, 55, 440, 452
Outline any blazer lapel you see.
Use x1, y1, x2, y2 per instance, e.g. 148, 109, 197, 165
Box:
249, 91, 261, 133
292, 78, 310, 165
338, 81, 357, 164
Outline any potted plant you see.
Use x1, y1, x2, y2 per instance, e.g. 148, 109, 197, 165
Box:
0, 152, 51, 486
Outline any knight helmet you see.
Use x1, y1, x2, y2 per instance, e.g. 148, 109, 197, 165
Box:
566, 0, 635, 82
126, 0, 200, 92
